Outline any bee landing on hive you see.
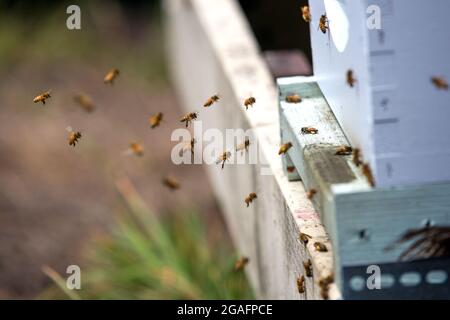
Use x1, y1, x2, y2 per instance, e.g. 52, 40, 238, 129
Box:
244, 192, 257, 207
243, 96, 256, 110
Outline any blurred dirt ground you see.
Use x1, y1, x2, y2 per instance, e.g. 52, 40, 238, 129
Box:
0, 2, 223, 299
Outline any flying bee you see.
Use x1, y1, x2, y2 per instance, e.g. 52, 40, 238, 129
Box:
244, 192, 257, 207
244, 96, 256, 110
278, 142, 293, 155
203, 94, 220, 107
149, 112, 163, 129
180, 112, 198, 128
431, 76, 449, 90
33, 90, 51, 105
162, 176, 180, 190
285, 94, 302, 103
129, 142, 144, 156
66, 127, 82, 147
234, 256, 249, 272
236, 138, 250, 154
346, 69, 357, 88
335, 145, 353, 156
301, 6, 311, 23
301, 127, 319, 134
104, 68, 119, 84
314, 242, 328, 252
352, 148, 362, 167
216, 151, 232, 169
306, 188, 317, 200
362, 163, 375, 187
179, 138, 197, 158
297, 276, 305, 294
74, 93, 94, 112
299, 232, 312, 246
318, 14, 329, 34
319, 274, 334, 300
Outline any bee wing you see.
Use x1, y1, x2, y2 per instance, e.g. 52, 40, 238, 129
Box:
65, 126, 73, 132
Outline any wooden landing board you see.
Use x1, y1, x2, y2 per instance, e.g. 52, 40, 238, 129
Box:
278, 76, 450, 294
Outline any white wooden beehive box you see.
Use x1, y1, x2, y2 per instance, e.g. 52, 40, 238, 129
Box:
308, 0, 450, 187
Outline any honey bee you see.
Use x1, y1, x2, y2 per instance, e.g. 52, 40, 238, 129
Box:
306, 188, 317, 200
33, 90, 51, 105
180, 112, 198, 128
301, 127, 319, 134
203, 94, 220, 107
314, 242, 328, 252
299, 232, 312, 246
318, 14, 329, 34
303, 259, 313, 277
431, 77, 449, 90
244, 192, 257, 207
104, 68, 119, 84
74, 94, 94, 112
297, 275, 305, 294
216, 151, 232, 169
352, 148, 362, 167
319, 274, 334, 300
162, 176, 180, 190
301, 6, 311, 23
244, 96, 256, 110
278, 142, 293, 155
149, 112, 163, 129
234, 256, 249, 272
179, 138, 197, 158
285, 94, 302, 103
335, 145, 353, 156
362, 163, 375, 187
236, 138, 250, 154
129, 142, 144, 156
346, 70, 357, 88
66, 127, 82, 147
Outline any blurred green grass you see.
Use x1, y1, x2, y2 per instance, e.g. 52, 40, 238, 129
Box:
0, 0, 167, 86
39, 177, 254, 300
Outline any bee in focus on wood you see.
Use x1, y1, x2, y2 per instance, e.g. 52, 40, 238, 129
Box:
74, 94, 94, 112
301, 6, 311, 23
66, 127, 82, 147
318, 14, 329, 34
285, 94, 302, 103
385, 225, 450, 261
180, 112, 198, 128
362, 163, 375, 187
149, 112, 163, 129
352, 148, 362, 167
203, 94, 220, 107
162, 176, 180, 190
216, 151, 232, 169
314, 242, 328, 252
278, 142, 293, 155
234, 256, 249, 272
301, 127, 319, 134
303, 260, 313, 277
244, 192, 257, 207
346, 69, 357, 88
299, 232, 312, 246
244, 96, 256, 110
104, 68, 119, 84
129, 142, 144, 156
236, 138, 250, 154
431, 77, 449, 90
335, 145, 353, 156
319, 274, 334, 300
297, 275, 305, 294
33, 90, 51, 105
